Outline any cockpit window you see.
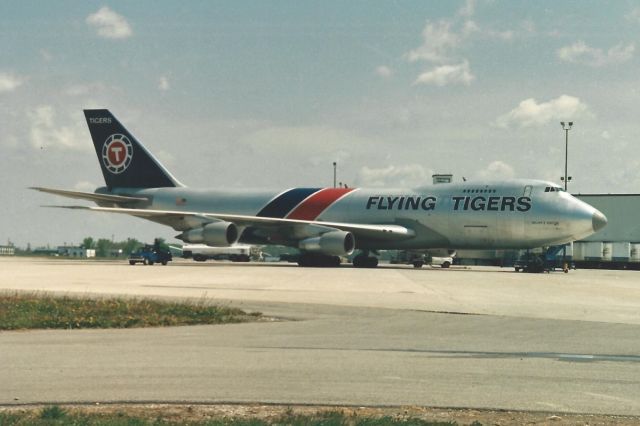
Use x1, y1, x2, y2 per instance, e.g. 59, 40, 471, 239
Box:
544, 186, 564, 193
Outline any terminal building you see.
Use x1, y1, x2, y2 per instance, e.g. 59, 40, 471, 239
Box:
573, 194, 640, 266
0, 245, 15, 256
57, 246, 96, 258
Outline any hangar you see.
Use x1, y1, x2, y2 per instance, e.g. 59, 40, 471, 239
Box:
573, 194, 640, 265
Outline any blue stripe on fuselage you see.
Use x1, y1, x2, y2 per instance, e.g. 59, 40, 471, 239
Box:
257, 188, 321, 218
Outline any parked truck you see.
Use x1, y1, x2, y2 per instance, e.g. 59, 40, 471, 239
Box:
128, 239, 173, 265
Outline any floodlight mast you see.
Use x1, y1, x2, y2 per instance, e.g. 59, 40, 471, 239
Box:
333, 162, 337, 188
559, 121, 573, 273
560, 121, 573, 191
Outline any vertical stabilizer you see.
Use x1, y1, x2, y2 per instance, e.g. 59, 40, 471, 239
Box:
83, 109, 183, 189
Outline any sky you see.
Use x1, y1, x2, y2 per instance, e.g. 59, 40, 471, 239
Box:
2, 0, 640, 248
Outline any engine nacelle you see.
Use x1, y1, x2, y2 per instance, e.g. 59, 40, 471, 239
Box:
299, 231, 355, 256
179, 221, 239, 246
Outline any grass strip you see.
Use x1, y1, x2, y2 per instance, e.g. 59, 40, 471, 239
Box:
0, 406, 464, 426
0, 293, 261, 330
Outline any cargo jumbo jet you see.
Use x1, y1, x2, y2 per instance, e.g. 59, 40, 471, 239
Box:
33, 109, 607, 267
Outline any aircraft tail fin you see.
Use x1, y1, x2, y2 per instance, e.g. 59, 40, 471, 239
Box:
83, 109, 183, 189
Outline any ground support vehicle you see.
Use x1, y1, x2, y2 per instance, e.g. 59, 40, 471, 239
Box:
128, 241, 172, 265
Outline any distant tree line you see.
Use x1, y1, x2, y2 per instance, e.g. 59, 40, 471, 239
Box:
81, 237, 171, 257
13, 238, 177, 258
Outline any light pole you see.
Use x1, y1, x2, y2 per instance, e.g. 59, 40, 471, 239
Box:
560, 121, 573, 191
560, 121, 573, 273
333, 162, 337, 188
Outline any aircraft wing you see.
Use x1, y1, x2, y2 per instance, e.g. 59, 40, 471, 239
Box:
49, 205, 416, 242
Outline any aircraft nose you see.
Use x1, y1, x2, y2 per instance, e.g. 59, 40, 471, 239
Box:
592, 210, 607, 232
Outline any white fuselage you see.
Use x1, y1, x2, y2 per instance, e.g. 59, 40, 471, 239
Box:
106, 179, 604, 250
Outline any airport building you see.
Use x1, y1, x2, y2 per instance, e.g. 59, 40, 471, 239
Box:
0, 245, 15, 256
57, 246, 96, 258
572, 194, 640, 265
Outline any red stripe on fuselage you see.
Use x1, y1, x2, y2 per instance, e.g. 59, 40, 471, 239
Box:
286, 188, 355, 220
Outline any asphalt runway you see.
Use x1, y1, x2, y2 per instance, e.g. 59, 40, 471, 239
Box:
1, 257, 640, 415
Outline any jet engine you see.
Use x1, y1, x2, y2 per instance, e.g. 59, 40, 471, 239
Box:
299, 231, 355, 256
178, 221, 239, 246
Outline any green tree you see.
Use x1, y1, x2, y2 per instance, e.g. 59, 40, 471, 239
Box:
82, 237, 95, 249
153, 238, 171, 252
121, 238, 142, 256
95, 239, 112, 257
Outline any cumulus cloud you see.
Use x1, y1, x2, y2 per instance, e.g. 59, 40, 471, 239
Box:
494, 95, 589, 128
158, 76, 170, 91
557, 41, 634, 67
476, 161, 516, 180
457, 0, 476, 18
357, 164, 432, 187
27, 106, 88, 150
0, 72, 24, 93
413, 61, 474, 86
627, 7, 640, 23
86, 6, 133, 39
40, 49, 53, 62
406, 2, 516, 87
407, 20, 461, 64
375, 66, 393, 78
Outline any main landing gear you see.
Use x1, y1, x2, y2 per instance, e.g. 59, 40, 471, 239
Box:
352, 251, 379, 268
295, 251, 380, 268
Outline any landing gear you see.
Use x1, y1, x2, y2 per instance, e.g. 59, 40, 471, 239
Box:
352, 252, 379, 268
297, 252, 341, 267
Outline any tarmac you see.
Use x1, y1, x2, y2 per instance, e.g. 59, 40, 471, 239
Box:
1, 257, 640, 415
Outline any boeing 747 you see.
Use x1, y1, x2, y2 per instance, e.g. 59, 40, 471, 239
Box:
33, 109, 607, 267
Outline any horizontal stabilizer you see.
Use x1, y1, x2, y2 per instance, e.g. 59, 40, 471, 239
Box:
31, 187, 148, 204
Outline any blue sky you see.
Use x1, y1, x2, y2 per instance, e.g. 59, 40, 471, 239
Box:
2, 1, 640, 247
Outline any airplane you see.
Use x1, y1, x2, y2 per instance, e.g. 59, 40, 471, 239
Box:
33, 109, 608, 268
